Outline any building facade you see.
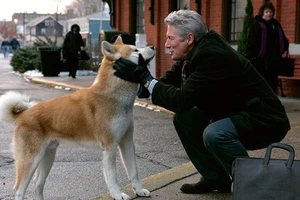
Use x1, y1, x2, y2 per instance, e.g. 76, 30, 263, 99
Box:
66, 9, 112, 51
25, 16, 64, 43
105, 0, 300, 98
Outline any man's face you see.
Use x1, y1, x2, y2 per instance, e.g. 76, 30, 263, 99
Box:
165, 25, 190, 61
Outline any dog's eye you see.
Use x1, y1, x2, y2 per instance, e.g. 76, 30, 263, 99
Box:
134, 49, 139, 52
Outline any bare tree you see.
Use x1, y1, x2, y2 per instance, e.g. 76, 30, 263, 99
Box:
66, 0, 104, 17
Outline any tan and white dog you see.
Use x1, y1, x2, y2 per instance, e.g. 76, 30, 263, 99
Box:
0, 36, 155, 200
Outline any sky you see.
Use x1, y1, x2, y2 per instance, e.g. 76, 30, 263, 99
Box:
0, 0, 73, 21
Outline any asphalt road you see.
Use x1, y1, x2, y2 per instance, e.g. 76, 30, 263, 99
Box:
0, 56, 189, 200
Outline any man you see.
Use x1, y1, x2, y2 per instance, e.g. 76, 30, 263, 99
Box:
113, 10, 290, 194
1, 38, 10, 58
10, 37, 20, 55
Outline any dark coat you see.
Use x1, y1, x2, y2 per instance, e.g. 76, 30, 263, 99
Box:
245, 15, 289, 73
62, 24, 84, 60
10, 38, 20, 50
151, 30, 290, 150
1, 40, 10, 47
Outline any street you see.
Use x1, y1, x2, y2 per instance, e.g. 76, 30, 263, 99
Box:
0, 56, 189, 200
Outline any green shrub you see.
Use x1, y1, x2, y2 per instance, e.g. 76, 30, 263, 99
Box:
237, 0, 254, 56
10, 46, 41, 73
10, 36, 56, 73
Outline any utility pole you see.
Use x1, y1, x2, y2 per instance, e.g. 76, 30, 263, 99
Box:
54, 0, 60, 44
99, 2, 104, 33
23, 13, 25, 41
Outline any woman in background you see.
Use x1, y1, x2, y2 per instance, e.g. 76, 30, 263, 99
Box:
245, 2, 289, 93
63, 24, 84, 79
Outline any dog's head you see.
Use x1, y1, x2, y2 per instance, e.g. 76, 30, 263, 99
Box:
101, 36, 155, 66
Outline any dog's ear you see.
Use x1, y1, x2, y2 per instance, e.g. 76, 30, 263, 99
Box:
102, 41, 116, 58
114, 36, 123, 45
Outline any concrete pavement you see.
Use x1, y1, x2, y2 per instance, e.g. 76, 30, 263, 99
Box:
23, 72, 300, 200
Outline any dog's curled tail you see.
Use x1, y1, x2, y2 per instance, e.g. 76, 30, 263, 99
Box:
0, 91, 37, 124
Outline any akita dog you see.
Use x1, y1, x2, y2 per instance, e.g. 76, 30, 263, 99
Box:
0, 36, 155, 200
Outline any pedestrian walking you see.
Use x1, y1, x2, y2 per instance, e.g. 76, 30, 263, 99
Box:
1, 38, 10, 58
62, 24, 84, 79
10, 37, 20, 55
113, 9, 290, 194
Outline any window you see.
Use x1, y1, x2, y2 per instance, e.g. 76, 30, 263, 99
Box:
178, 0, 190, 9
81, 22, 88, 32
31, 27, 36, 35
50, 20, 54, 26
45, 19, 55, 26
136, 0, 144, 33
228, 0, 246, 43
41, 28, 46, 35
170, 0, 190, 11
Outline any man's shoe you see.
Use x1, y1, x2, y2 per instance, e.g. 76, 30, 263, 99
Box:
180, 178, 231, 194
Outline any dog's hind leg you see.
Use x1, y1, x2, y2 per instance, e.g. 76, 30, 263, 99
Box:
103, 145, 130, 200
118, 127, 150, 197
34, 141, 59, 200
13, 146, 45, 200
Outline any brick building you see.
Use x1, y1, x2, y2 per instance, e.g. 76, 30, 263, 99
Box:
105, 0, 300, 97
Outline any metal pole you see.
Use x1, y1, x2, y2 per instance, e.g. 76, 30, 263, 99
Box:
99, 2, 104, 32
23, 12, 25, 40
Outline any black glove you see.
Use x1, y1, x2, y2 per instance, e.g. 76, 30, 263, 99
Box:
113, 54, 153, 86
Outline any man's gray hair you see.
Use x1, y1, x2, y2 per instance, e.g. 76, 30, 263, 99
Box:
164, 10, 208, 42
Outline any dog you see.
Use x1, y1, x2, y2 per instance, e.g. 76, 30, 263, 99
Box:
0, 36, 155, 200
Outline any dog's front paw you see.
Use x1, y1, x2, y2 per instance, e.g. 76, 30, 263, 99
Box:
112, 192, 130, 200
136, 188, 150, 197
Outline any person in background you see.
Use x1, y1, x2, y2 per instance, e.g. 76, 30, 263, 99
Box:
1, 38, 10, 58
10, 37, 20, 55
62, 24, 84, 79
245, 2, 289, 93
113, 10, 290, 194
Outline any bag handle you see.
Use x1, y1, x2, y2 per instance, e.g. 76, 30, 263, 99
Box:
263, 143, 295, 168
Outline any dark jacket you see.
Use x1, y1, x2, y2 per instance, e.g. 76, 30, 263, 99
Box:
1, 40, 10, 47
10, 38, 20, 50
245, 15, 289, 72
63, 24, 84, 59
151, 30, 290, 150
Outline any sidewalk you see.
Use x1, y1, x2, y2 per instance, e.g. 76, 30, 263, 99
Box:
24, 73, 300, 200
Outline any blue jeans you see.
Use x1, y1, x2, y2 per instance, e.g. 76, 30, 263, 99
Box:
173, 107, 248, 183
2, 45, 9, 58
11, 48, 18, 55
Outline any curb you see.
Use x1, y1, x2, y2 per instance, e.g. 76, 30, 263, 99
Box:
90, 162, 198, 200
134, 99, 174, 115
24, 75, 85, 91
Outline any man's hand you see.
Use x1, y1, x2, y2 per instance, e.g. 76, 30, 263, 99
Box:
113, 54, 153, 85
